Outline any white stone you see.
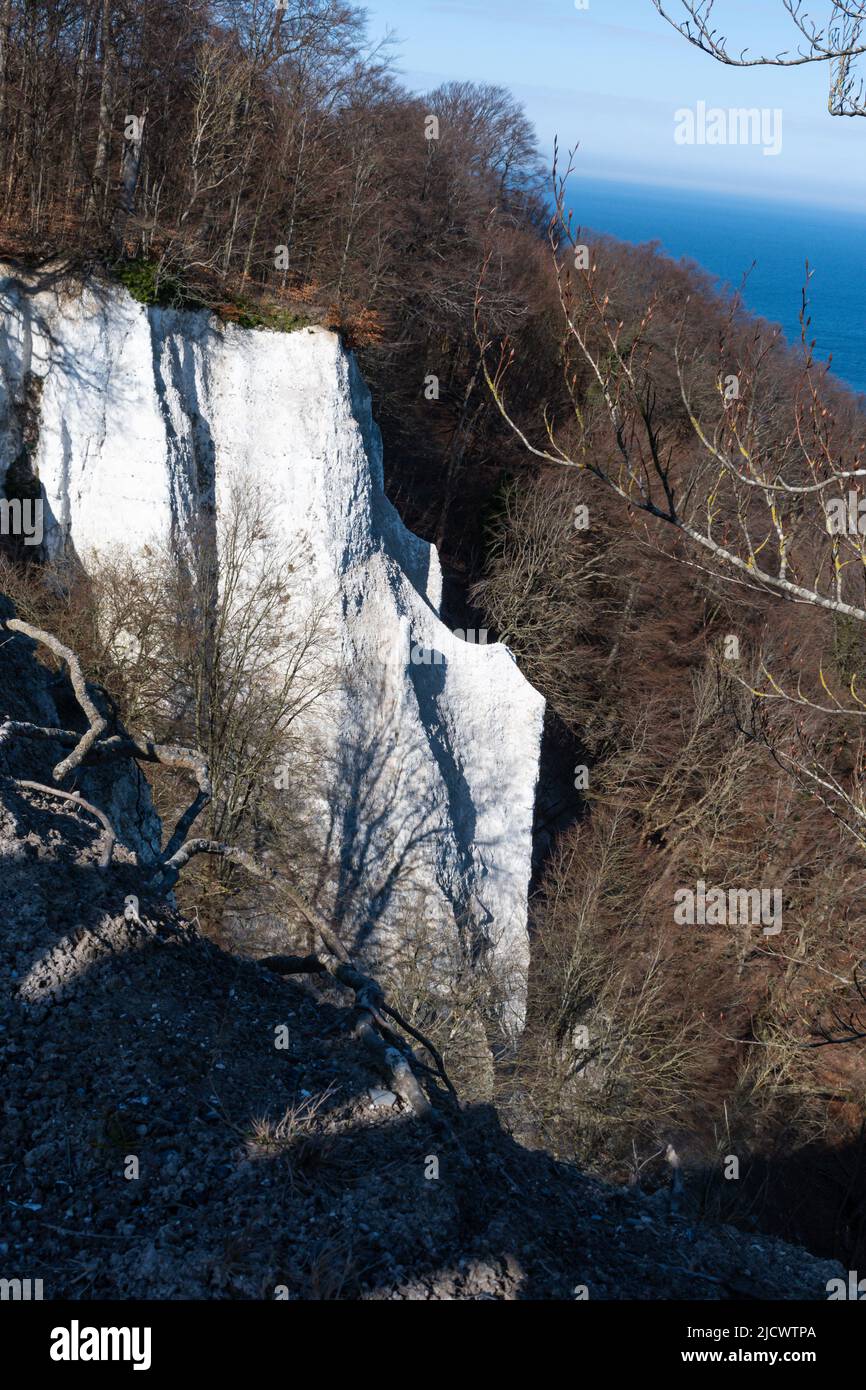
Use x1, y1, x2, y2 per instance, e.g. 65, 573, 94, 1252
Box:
0, 267, 545, 1029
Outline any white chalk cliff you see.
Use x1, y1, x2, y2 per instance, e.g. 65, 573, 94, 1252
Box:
0, 267, 544, 1027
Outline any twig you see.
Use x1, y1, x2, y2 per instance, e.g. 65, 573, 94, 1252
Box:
12, 778, 116, 868
0, 621, 449, 1113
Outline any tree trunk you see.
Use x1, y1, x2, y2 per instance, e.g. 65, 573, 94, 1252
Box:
88, 0, 115, 226
0, 0, 14, 137
113, 110, 146, 251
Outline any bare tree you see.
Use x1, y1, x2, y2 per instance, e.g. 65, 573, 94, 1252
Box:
0, 601, 452, 1116
478, 152, 866, 621
476, 149, 866, 672
87, 0, 117, 223
0, 0, 13, 138
178, 481, 335, 867
652, 1, 866, 115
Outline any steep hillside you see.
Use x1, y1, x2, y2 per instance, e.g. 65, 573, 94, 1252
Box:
0, 263, 544, 1028
0, 600, 846, 1299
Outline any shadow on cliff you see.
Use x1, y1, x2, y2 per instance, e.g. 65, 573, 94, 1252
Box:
0, 861, 846, 1300
0, 264, 136, 403
312, 661, 463, 955
310, 641, 528, 975
146, 308, 219, 548
0, 265, 141, 567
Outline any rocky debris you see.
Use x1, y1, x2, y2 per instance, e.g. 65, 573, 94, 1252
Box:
0, 626, 845, 1299
0, 900, 845, 1299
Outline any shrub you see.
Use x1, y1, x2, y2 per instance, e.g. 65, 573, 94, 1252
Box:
114, 257, 201, 310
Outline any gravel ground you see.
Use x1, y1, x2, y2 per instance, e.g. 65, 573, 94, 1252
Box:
0, 601, 846, 1300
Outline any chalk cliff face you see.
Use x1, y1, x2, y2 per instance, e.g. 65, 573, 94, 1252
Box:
0, 267, 544, 1027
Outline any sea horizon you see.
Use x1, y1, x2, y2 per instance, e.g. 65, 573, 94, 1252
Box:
563, 175, 866, 397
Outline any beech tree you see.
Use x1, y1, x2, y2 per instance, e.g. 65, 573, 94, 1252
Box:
475, 147, 866, 853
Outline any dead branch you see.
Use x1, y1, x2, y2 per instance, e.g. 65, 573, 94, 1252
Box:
1, 615, 452, 1114
159, 821, 462, 1102
12, 778, 116, 869
5, 618, 107, 779
162, 838, 455, 1110
0, 718, 212, 867
259, 951, 432, 1111
154, 836, 351, 960
652, 1, 866, 116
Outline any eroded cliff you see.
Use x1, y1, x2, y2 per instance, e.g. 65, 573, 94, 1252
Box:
0, 264, 544, 1026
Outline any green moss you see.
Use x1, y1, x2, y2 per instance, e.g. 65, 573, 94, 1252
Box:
113, 260, 310, 331
113, 258, 203, 310
230, 301, 311, 333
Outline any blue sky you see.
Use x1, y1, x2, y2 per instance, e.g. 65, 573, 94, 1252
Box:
363, 0, 866, 210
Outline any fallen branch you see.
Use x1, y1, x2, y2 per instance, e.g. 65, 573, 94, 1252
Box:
12, 778, 116, 869
5, 619, 107, 779
261, 951, 433, 1115
168, 838, 455, 1109
353, 1014, 432, 1115
2, 617, 452, 1114
154, 837, 352, 963
0, 720, 212, 856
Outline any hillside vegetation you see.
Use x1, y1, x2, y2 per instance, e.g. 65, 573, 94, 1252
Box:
3, 0, 866, 1280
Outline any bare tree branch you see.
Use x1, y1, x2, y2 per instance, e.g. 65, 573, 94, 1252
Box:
154, 834, 456, 1108
651, 1, 866, 115
5, 618, 107, 779
12, 777, 116, 868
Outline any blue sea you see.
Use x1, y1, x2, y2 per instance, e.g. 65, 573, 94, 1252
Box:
564, 177, 866, 398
